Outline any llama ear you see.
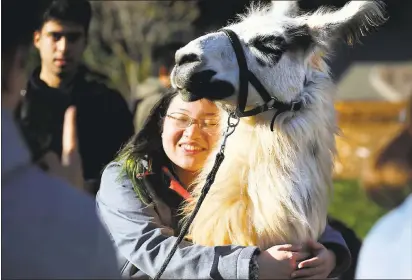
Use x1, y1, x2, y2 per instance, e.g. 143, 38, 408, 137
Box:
270, 1, 299, 17
304, 1, 387, 51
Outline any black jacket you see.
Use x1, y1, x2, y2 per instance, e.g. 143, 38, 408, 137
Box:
15, 66, 135, 195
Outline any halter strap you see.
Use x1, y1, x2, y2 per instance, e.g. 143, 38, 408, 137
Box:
220, 28, 303, 130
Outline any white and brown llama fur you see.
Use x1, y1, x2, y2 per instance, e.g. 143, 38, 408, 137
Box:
171, 1, 386, 249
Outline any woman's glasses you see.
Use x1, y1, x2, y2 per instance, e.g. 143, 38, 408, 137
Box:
166, 112, 220, 133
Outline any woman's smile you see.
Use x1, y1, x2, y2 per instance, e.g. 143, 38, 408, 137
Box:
178, 142, 206, 155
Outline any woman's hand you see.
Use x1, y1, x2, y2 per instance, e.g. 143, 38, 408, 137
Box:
291, 239, 336, 279
258, 244, 311, 279
38, 106, 84, 189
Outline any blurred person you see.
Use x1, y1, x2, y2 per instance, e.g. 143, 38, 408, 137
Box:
355, 95, 412, 279
1, 0, 120, 278
132, 76, 168, 134
355, 193, 412, 279
15, 0, 134, 196
97, 89, 351, 279
132, 66, 171, 133
360, 94, 412, 209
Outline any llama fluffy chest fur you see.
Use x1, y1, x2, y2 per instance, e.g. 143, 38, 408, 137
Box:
184, 72, 337, 250
176, 0, 386, 250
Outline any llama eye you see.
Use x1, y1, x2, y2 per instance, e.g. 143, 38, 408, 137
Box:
249, 35, 286, 65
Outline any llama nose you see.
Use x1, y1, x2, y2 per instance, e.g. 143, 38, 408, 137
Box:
175, 53, 201, 66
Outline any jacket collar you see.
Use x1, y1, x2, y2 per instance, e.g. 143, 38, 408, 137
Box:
137, 157, 192, 201
1, 109, 31, 178
162, 166, 192, 201
28, 66, 88, 94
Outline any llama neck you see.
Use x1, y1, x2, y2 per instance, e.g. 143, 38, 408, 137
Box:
221, 84, 335, 243
186, 73, 336, 248
220, 111, 333, 246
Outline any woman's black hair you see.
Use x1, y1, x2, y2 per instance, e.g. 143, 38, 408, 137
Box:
116, 88, 178, 204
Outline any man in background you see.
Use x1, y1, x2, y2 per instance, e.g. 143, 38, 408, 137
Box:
1, 0, 120, 278
15, 0, 135, 195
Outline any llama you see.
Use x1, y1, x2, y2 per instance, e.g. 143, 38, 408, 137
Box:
170, 1, 386, 249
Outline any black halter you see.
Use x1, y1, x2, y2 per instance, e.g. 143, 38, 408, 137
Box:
220, 29, 303, 131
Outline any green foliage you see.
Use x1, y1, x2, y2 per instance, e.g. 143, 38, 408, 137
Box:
329, 180, 388, 239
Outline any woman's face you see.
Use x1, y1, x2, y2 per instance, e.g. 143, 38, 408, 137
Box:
162, 95, 221, 172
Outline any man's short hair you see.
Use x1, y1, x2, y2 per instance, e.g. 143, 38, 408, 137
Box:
39, 0, 92, 33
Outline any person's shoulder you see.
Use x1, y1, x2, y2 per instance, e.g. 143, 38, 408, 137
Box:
103, 158, 151, 178
84, 77, 125, 102
98, 161, 141, 211
101, 161, 124, 184
2, 165, 120, 279
79, 65, 125, 98
88, 82, 132, 117
99, 161, 135, 196
363, 195, 412, 248
98, 159, 153, 204
24, 166, 100, 223
2, 166, 110, 260
100, 159, 147, 189
357, 195, 412, 279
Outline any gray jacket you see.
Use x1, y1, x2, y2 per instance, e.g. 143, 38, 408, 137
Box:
1, 109, 120, 279
97, 161, 351, 279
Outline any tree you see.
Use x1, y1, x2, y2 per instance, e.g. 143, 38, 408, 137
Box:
84, 1, 199, 100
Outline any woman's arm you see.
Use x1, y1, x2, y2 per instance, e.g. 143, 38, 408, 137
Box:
96, 162, 258, 279
291, 223, 352, 279
319, 223, 352, 277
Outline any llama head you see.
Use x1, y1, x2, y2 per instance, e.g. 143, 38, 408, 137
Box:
171, 1, 386, 110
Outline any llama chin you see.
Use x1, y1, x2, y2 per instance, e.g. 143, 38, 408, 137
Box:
175, 1, 386, 249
